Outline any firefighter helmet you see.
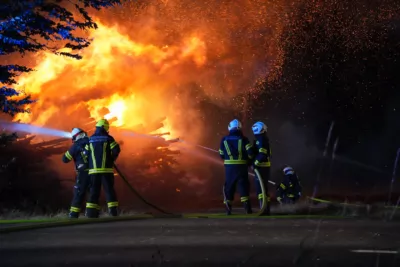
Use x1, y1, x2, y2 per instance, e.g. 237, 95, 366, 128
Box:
71, 128, 86, 142
252, 121, 267, 135
96, 119, 110, 132
282, 165, 294, 175
228, 119, 242, 131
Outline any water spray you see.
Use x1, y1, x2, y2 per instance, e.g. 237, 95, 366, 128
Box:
387, 148, 400, 206
312, 121, 335, 199
0, 121, 71, 139
178, 139, 276, 185
327, 137, 339, 188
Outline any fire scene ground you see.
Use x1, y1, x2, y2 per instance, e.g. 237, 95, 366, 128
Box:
1, 217, 400, 266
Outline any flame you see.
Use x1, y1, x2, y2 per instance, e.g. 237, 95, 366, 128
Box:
11, 1, 285, 144
13, 21, 207, 138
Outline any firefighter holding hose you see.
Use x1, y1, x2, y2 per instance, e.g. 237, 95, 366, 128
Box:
62, 128, 90, 218
251, 121, 271, 215
219, 119, 254, 215
85, 119, 121, 218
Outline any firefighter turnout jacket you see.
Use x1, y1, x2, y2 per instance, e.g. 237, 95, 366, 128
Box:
219, 130, 254, 165
277, 172, 302, 201
253, 133, 271, 168
62, 137, 90, 171
88, 127, 121, 174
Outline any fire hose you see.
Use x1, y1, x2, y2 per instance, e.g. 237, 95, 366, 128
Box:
114, 163, 269, 216
113, 164, 174, 215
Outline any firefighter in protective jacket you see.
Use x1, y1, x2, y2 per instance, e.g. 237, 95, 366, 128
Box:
85, 119, 121, 218
62, 128, 90, 218
251, 121, 271, 215
276, 166, 302, 204
219, 119, 254, 215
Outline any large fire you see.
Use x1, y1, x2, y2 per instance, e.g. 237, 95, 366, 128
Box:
13, 21, 207, 138
12, 0, 286, 145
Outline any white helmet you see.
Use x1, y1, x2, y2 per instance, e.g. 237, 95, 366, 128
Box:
252, 121, 267, 135
71, 128, 86, 142
228, 119, 242, 131
283, 166, 295, 175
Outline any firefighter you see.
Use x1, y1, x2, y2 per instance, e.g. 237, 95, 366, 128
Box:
251, 121, 271, 215
62, 128, 90, 218
219, 119, 254, 215
85, 119, 121, 218
276, 166, 302, 204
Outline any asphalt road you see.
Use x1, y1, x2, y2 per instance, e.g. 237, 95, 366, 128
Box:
1, 218, 399, 267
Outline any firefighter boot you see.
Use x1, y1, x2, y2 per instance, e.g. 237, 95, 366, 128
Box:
69, 211, 79, 219
243, 201, 253, 214
225, 202, 232, 215
109, 207, 118, 217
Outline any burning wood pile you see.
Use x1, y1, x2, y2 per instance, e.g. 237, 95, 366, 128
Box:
0, 115, 191, 213
0, 131, 69, 213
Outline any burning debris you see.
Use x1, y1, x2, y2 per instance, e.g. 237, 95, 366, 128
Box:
0, 115, 199, 213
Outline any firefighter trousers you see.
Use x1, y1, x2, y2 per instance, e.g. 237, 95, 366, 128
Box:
223, 164, 250, 203
86, 173, 118, 218
69, 170, 90, 218
254, 167, 271, 211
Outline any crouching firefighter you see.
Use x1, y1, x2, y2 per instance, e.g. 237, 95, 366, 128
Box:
62, 128, 90, 219
251, 121, 271, 215
276, 166, 302, 204
219, 119, 254, 215
85, 119, 121, 218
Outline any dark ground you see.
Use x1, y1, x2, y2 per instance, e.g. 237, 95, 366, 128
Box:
1, 217, 399, 267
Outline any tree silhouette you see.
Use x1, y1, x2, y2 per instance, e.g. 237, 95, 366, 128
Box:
0, 0, 122, 115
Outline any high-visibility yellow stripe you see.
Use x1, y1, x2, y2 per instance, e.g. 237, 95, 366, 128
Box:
107, 201, 118, 208
224, 160, 247, 164
287, 194, 295, 198
219, 149, 224, 155
258, 193, 263, 200
70, 206, 81, 212
280, 183, 286, 189
101, 142, 107, 169
259, 148, 268, 154
238, 139, 242, 160
90, 143, 97, 169
110, 141, 118, 149
86, 202, 100, 209
85, 144, 89, 150
223, 200, 231, 204
254, 160, 271, 167
245, 143, 252, 150
89, 168, 114, 174
240, 196, 249, 202
223, 140, 233, 160
81, 152, 88, 163
65, 151, 73, 160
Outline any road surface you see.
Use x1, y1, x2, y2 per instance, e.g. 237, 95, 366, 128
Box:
1, 218, 399, 266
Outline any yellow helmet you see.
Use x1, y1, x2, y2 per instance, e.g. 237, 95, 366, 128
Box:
96, 119, 110, 131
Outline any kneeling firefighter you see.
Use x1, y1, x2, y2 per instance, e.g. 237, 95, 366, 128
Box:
62, 128, 90, 218
276, 166, 302, 204
219, 119, 254, 215
251, 121, 271, 215
85, 119, 121, 218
